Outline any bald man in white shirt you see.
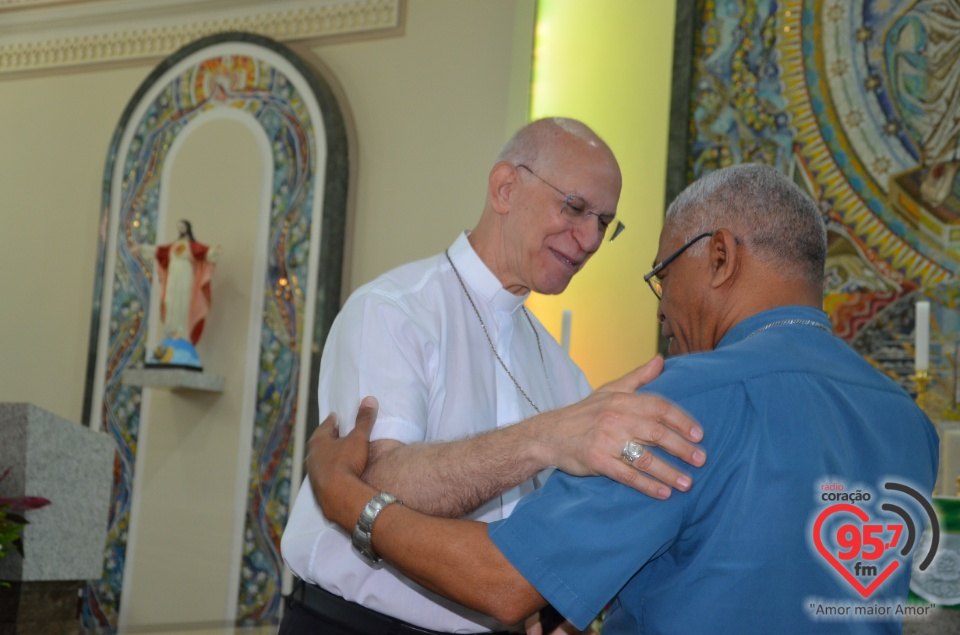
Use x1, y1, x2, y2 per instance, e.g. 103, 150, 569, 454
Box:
280, 118, 706, 635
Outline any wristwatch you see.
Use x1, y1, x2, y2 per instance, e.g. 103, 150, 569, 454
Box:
351, 492, 402, 564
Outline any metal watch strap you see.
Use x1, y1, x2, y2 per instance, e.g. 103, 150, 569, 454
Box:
351, 492, 402, 564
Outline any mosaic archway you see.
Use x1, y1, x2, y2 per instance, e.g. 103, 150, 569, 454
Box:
81, 32, 349, 630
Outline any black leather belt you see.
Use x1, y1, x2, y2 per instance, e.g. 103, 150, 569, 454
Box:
287, 578, 520, 635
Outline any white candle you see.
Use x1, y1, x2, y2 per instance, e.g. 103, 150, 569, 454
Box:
916, 301, 930, 372
561, 310, 572, 354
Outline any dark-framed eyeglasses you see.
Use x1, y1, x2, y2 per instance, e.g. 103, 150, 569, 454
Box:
643, 232, 713, 300
515, 164, 625, 242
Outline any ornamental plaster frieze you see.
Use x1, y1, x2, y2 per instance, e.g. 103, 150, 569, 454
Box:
0, 0, 403, 76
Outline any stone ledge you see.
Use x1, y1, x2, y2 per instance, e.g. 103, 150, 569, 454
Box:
122, 367, 225, 392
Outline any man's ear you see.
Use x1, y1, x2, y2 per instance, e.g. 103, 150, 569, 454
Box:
707, 228, 740, 289
488, 161, 519, 215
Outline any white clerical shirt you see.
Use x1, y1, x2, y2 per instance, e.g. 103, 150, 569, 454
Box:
281, 232, 592, 632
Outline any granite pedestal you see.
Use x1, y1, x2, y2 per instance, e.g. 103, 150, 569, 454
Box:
0, 403, 114, 634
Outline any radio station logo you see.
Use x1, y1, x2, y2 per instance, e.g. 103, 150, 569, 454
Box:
811, 480, 939, 599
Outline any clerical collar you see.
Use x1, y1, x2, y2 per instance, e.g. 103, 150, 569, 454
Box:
446, 232, 528, 313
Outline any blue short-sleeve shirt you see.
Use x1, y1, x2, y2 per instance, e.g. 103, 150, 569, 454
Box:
489, 306, 939, 634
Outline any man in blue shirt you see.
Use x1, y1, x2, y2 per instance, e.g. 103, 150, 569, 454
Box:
307, 163, 940, 634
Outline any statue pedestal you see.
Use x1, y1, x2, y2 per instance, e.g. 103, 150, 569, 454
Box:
122, 367, 225, 392
0, 403, 114, 634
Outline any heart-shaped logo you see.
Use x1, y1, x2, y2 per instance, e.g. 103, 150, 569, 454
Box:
813, 504, 899, 598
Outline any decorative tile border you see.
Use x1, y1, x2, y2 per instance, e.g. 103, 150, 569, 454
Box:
0, 0, 74, 7
81, 32, 349, 630
0, 0, 403, 76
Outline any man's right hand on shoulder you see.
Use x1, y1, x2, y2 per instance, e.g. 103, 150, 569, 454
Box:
530, 355, 705, 500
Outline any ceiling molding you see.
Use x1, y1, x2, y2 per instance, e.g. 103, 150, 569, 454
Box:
0, 0, 404, 76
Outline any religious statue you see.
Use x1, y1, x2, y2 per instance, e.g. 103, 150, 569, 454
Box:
137, 220, 221, 371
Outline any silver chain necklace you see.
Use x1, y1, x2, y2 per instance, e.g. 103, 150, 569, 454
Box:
445, 249, 549, 413
746, 318, 833, 339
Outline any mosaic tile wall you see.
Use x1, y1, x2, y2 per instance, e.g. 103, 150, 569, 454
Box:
686, 0, 960, 418
81, 33, 347, 631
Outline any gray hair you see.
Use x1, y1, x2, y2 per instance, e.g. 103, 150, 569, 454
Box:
666, 163, 826, 287
496, 117, 608, 166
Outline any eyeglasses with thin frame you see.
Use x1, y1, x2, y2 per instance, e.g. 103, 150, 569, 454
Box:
515, 164, 626, 242
643, 232, 713, 300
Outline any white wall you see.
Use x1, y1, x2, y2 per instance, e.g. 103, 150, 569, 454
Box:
0, 0, 535, 627
306, 0, 536, 290
0, 0, 536, 427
